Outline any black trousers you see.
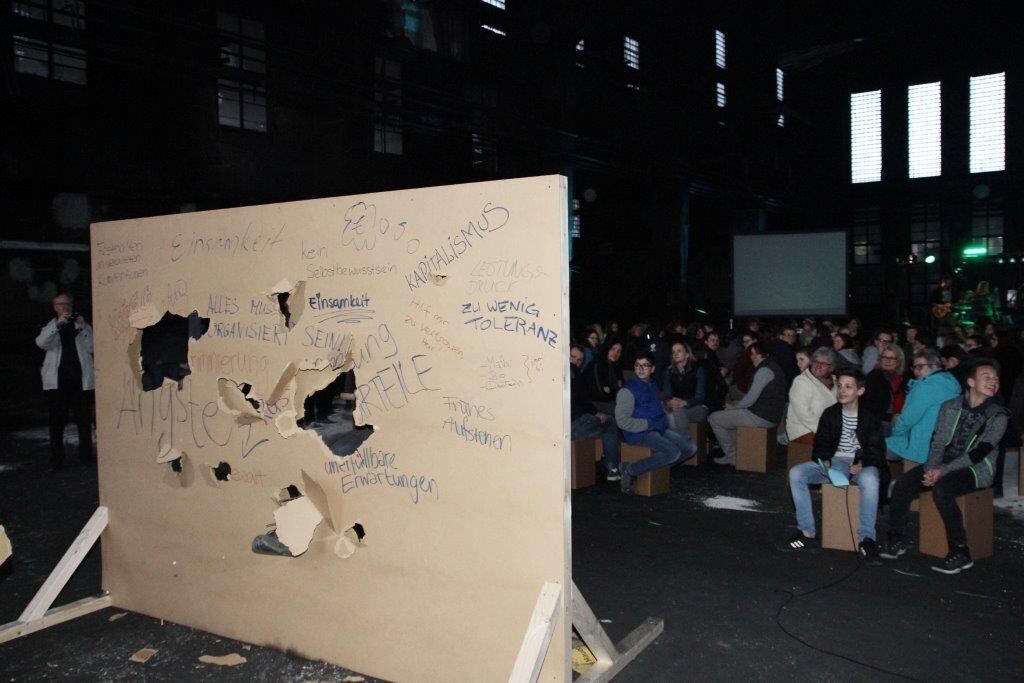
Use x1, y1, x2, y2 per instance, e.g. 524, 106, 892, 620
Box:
889, 464, 977, 549
46, 386, 94, 465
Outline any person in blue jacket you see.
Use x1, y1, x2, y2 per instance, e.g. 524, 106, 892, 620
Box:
885, 348, 962, 465
614, 351, 697, 493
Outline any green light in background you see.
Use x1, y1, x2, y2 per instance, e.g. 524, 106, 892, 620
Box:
962, 246, 987, 257
924, 255, 936, 264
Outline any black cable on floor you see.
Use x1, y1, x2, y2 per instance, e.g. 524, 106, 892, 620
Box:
773, 474, 926, 683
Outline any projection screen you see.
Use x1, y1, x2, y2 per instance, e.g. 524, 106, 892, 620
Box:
733, 231, 848, 317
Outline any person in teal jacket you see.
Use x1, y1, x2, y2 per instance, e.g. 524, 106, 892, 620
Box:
885, 348, 962, 464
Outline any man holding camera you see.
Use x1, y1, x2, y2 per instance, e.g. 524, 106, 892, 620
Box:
35, 292, 94, 468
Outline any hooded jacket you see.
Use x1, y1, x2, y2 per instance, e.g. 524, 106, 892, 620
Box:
926, 393, 1009, 489
885, 370, 962, 463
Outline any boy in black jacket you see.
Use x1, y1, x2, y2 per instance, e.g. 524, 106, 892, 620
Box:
780, 368, 885, 564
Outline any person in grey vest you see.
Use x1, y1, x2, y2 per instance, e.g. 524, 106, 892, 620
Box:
709, 342, 786, 466
35, 292, 94, 468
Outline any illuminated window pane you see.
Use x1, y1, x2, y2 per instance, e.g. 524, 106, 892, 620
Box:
776, 68, 784, 101
715, 29, 725, 69
908, 81, 941, 178
969, 72, 1005, 173
716, 82, 726, 108
624, 36, 639, 70
850, 90, 881, 183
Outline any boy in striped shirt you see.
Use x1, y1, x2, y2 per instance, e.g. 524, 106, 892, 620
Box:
780, 368, 886, 564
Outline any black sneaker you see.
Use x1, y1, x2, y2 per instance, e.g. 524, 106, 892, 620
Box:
620, 464, 634, 494
879, 532, 909, 560
858, 538, 883, 565
605, 467, 621, 482
931, 546, 974, 575
778, 532, 816, 552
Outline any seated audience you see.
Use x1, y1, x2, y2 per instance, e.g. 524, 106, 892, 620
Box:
880, 359, 1008, 574
700, 331, 729, 412
570, 344, 621, 480
615, 352, 697, 493
786, 347, 838, 446
764, 325, 800, 389
709, 342, 786, 466
780, 368, 884, 564
662, 341, 709, 434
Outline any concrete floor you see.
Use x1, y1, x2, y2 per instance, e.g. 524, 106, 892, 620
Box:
2, 422, 1023, 681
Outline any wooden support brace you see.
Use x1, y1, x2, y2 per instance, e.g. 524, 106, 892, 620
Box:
570, 581, 618, 664
0, 593, 112, 644
571, 580, 664, 683
508, 582, 563, 683
0, 505, 109, 645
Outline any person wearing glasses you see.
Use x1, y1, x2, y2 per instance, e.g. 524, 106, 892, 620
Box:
885, 348, 962, 468
614, 351, 697, 493
785, 347, 837, 450
708, 342, 787, 466
861, 329, 896, 374
862, 345, 906, 424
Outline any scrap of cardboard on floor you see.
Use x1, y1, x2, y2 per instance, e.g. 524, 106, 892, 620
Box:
129, 648, 158, 663
198, 653, 247, 666
108, 612, 128, 622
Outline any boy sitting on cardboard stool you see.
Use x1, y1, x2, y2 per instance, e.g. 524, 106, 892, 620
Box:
780, 368, 885, 564
879, 357, 1008, 574
615, 351, 697, 494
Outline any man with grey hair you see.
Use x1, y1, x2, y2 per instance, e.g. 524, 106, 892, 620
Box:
35, 292, 94, 468
885, 347, 962, 467
785, 347, 838, 448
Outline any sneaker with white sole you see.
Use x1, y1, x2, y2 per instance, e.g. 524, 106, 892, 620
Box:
778, 532, 817, 552
879, 532, 909, 560
931, 546, 974, 575
605, 467, 621, 482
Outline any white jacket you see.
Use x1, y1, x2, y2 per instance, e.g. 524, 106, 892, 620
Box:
35, 318, 95, 391
786, 368, 837, 440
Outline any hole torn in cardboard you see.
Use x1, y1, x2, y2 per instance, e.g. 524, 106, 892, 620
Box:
268, 278, 304, 330
272, 495, 323, 556
136, 309, 210, 391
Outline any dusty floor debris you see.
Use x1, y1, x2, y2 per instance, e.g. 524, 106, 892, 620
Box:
199, 653, 247, 666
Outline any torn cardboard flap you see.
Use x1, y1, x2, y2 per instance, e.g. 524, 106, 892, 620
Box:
301, 470, 335, 532
216, 378, 264, 425
0, 525, 12, 565
273, 496, 323, 556
128, 304, 162, 329
156, 444, 184, 465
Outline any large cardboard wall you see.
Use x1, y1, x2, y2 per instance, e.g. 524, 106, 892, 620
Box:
91, 176, 570, 681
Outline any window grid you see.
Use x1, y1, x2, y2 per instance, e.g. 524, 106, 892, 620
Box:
776, 68, 784, 101
471, 131, 497, 172
909, 203, 941, 304
624, 36, 639, 70
13, 34, 86, 83
969, 72, 1005, 174
716, 82, 726, 108
374, 57, 402, 154
908, 82, 941, 178
217, 79, 266, 131
218, 11, 266, 74
12, 0, 86, 29
575, 39, 584, 68
852, 206, 883, 304
570, 198, 581, 238
850, 90, 882, 183
481, 0, 505, 8
715, 29, 725, 69
971, 199, 1004, 256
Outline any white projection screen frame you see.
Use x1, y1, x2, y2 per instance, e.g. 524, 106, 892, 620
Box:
732, 231, 848, 317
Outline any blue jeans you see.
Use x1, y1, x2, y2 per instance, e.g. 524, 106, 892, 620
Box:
571, 413, 621, 471
788, 460, 880, 541
626, 430, 696, 476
